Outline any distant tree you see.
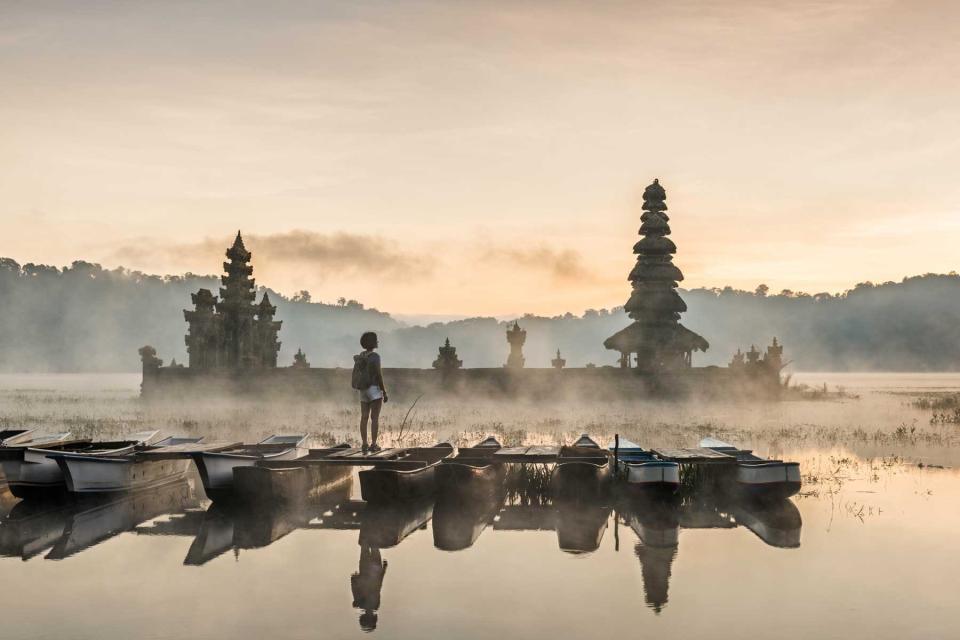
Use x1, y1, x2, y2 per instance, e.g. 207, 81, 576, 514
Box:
291, 290, 312, 303
754, 283, 769, 297
336, 297, 347, 307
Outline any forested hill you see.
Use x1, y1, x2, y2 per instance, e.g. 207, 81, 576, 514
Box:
0, 258, 958, 372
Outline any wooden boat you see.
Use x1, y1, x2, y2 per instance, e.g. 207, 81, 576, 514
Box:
358, 497, 435, 548
436, 437, 505, 497
358, 443, 454, 504
0, 430, 36, 446
233, 444, 355, 505
432, 485, 506, 551
609, 438, 680, 496
555, 499, 611, 554
193, 434, 308, 501
699, 437, 801, 500
553, 434, 611, 500
52, 435, 208, 494
1, 431, 157, 498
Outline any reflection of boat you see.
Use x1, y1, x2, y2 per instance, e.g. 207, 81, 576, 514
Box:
4, 431, 158, 498
700, 438, 801, 500
358, 498, 435, 548
732, 499, 802, 548
0, 499, 71, 560
555, 499, 611, 553
432, 486, 506, 551
184, 476, 354, 565
554, 435, 611, 500
52, 435, 204, 494
609, 438, 679, 495
234, 445, 354, 505
194, 435, 308, 501
437, 437, 505, 498
359, 444, 454, 503
46, 480, 201, 559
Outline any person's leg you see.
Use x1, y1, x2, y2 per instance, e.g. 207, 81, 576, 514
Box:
369, 398, 383, 447
360, 401, 371, 448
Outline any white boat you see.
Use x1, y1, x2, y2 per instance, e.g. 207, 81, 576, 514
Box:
608, 438, 680, 495
699, 437, 801, 500
0, 430, 36, 446
1, 431, 158, 499
52, 434, 201, 494
193, 435, 308, 501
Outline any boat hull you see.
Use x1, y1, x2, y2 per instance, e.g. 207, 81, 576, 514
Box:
554, 461, 612, 500
620, 461, 680, 496
734, 462, 801, 500
195, 447, 305, 501
56, 456, 191, 494
360, 464, 438, 504
233, 463, 353, 506
3, 454, 68, 499
436, 461, 504, 499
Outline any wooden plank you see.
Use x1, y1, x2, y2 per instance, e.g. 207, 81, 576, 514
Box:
136, 441, 243, 459
652, 447, 736, 464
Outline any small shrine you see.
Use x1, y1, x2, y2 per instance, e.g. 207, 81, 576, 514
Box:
183, 232, 282, 370
505, 321, 526, 369
552, 349, 566, 369
603, 179, 709, 371
292, 348, 310, 369
433, 338, 463, 371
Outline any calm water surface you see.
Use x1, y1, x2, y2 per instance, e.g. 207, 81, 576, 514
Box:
0, 373, 958, 639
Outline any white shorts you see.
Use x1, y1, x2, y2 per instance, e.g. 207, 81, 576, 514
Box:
358, 385, 383, 403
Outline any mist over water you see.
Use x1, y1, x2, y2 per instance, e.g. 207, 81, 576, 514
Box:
0, 373, 957, 639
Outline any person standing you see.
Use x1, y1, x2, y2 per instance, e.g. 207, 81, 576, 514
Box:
352, 331, 388, 453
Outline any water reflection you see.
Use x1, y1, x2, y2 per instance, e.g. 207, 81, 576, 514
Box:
0, 464, 806, 633
0, 480, 200, 561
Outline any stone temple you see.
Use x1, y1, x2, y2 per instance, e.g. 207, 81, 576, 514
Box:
141, 182, 786, 399
183, 232, 281, 369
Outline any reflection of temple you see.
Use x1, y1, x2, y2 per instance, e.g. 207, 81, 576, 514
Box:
183, 232, 282, 369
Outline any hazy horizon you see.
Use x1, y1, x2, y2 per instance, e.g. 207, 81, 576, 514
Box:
4, 1, 960, 316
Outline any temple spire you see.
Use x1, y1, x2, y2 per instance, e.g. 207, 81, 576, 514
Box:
603, 179, 708, 371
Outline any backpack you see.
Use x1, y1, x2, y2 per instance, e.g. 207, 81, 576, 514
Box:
351, 353, 373, 390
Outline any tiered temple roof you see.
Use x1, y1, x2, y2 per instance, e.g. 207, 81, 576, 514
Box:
184, 232, 282, 369
604, 179, 708, 371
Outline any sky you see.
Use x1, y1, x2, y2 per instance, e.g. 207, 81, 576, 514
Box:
2, 0, 960, 317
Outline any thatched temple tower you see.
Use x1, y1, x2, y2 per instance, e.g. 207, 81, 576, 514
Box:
604, 179, 708, 371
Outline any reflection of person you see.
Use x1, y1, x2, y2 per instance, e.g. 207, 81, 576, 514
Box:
354, 332, 388, 453
351, 546, 388, 632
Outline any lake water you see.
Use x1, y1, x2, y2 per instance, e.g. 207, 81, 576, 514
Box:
0, 373, 957, 639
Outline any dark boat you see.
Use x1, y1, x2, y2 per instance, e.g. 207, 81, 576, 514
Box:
234, 444, 355, 505
432, 485, 506, 551
553, 434, 612, 500
358, 497, 435, 548
358, 443, 454, 504
555, 499, 611, 554
436, 437, 505, 498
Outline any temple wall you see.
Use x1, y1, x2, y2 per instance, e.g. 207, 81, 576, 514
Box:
141, 365, 781, 401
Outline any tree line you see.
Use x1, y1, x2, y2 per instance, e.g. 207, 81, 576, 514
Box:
0, 257, 958, 372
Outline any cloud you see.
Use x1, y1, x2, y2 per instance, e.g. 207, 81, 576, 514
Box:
110, 230, 434, 280
481, 244, 595, 282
